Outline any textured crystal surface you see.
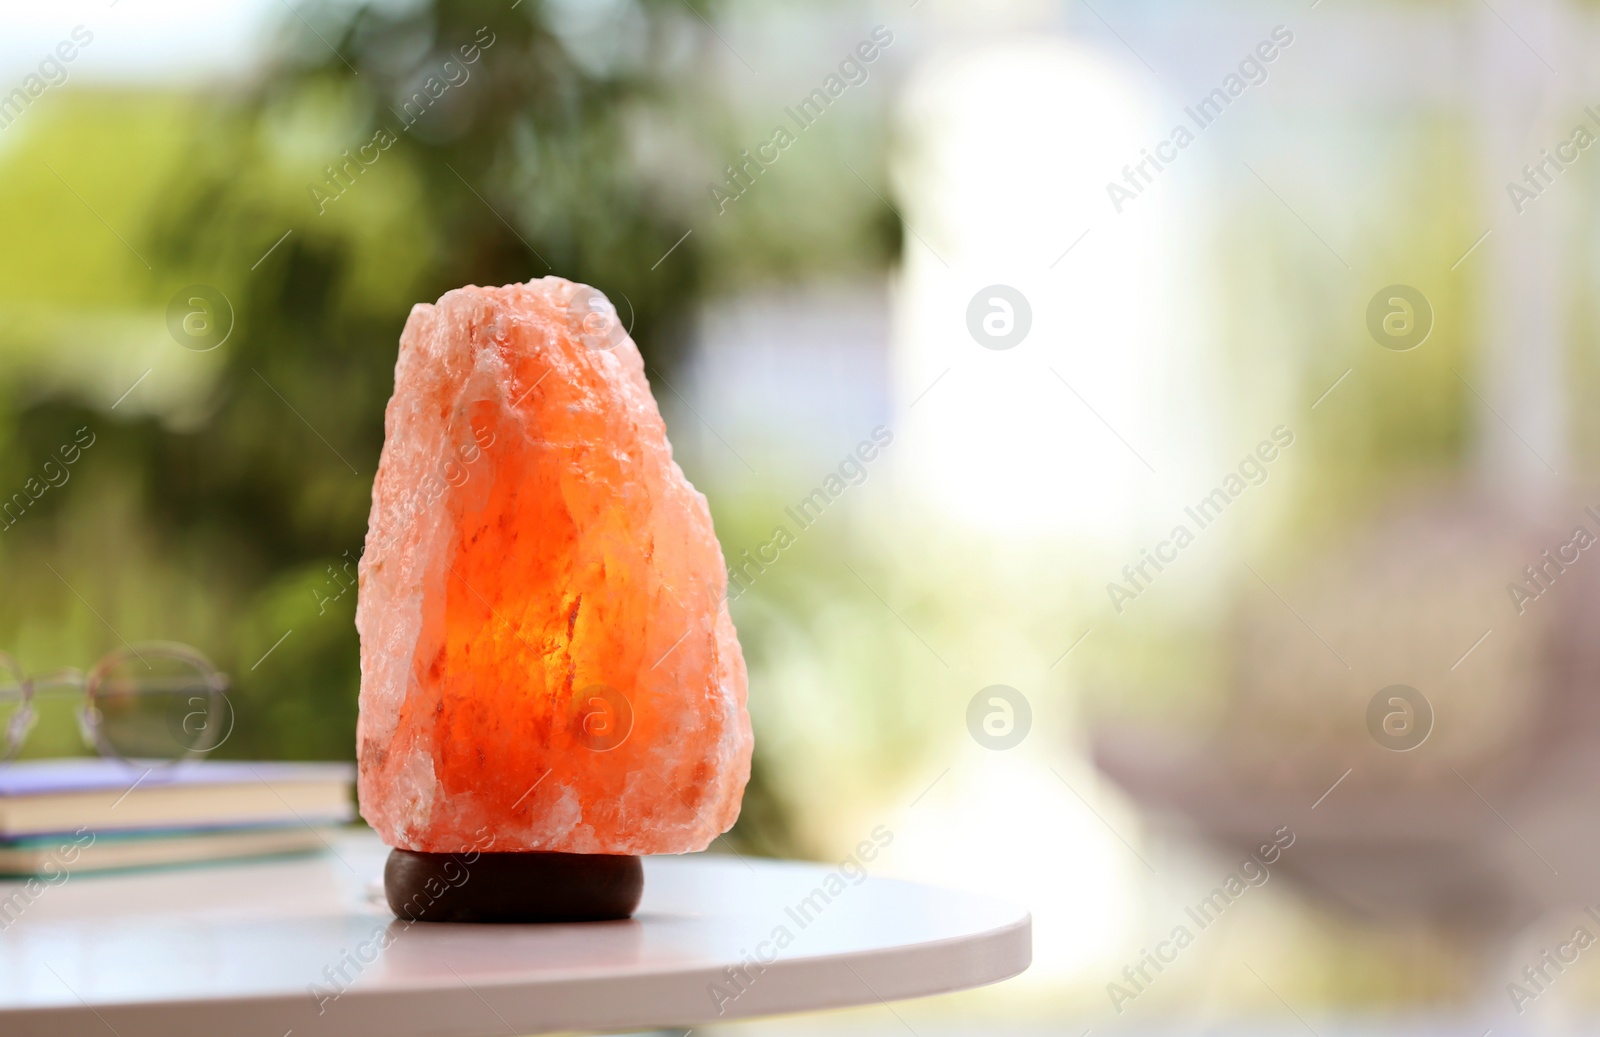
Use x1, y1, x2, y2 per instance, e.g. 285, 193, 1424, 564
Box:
356, 278, 751, 854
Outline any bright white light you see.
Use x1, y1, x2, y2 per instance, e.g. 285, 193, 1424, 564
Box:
885, 749, 1142, 984
0, 0, 277, 84
890, 38, 1205, 543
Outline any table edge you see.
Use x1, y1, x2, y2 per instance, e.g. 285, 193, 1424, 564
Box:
0, 912, 1032, 1037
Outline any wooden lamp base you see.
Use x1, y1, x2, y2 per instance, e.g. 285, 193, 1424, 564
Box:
384, 848, 643, 923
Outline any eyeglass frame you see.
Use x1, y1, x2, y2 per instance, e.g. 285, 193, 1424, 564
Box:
0, 641, 231, 765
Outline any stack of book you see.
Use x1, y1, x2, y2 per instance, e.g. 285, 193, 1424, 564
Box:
0, 759, 354, 875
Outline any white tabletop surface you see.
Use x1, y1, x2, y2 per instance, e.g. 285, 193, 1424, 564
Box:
0, 830, 1031, 1036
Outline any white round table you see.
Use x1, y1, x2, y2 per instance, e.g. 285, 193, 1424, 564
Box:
0, 831, 1031, 1036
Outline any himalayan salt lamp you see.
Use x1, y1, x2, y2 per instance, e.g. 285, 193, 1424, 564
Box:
356, 277, 752, 922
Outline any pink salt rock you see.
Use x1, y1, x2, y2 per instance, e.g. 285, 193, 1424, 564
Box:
356, 277, 752, 855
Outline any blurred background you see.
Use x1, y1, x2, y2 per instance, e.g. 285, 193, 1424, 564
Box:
6, 0, 1600, 1032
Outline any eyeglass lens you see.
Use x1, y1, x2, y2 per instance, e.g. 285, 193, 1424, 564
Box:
0, 655, 29, 761
90, 648, 227, 760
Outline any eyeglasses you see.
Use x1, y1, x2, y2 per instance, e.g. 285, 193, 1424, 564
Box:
0, 642, 232, 764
